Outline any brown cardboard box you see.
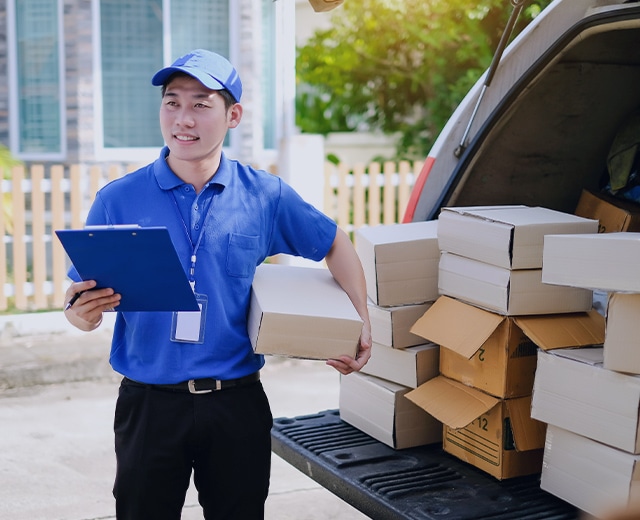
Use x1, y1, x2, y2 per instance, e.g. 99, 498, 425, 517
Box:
339, 371, 442, 449
248, 263, 362, 360
356, 221, 439, 307
575, 189, 640, 233
410, 296, 605, 398
604, 293, 640, 375
406, 376, 546, 479
360, 342, 439, 389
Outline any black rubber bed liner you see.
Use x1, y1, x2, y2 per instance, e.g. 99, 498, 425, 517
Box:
271, 409, 579, 520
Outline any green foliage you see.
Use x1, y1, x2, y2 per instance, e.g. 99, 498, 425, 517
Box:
326, 152, 341, 165
1, 145, 22, 234
296, 0, 553, 160
0, 145, 20, 175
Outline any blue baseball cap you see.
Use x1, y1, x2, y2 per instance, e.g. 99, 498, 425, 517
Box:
151, 49, 242, 102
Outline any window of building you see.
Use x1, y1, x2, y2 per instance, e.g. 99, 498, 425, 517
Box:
169, 1, 229, 59
98, 0, 231, 152
96, 0, 277, 161
99, 0, 164, 150
8, 0, 278, 162
9, 0, 65, 159
261, 0, 276, 151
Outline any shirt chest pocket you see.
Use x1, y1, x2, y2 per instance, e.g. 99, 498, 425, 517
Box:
226, 233, 259, 278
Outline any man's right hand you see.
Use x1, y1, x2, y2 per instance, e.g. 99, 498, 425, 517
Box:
63, 280, 121, 331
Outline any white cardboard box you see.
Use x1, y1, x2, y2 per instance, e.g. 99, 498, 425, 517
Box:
531, 347, 640, 453
368, 301, 432, 348
339, 371, 442, 449
360, 342, 439, 389
248, 263, 362, 360
541, 425, 640, 519
437, 206, 598, 269
604, 293, 640, 375
542, 232, 640, 292
438, 252, 593, 315
356, 221, 440, 307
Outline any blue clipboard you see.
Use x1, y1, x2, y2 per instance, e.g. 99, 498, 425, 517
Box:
55, 226, 200, 312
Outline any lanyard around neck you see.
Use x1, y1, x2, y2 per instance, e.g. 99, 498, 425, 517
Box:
168, 188, 215, 287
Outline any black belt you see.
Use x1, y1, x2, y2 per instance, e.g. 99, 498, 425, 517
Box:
122, 372, 260, 395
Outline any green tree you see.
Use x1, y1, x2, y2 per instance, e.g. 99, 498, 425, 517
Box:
296, 0, 552, 160
1, 145, 22, 234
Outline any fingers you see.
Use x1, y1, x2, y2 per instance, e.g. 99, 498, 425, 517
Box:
64, 280, 97, 302
64, 281, 121, 328
326, 336, 372, 375
326, 357, 361, 375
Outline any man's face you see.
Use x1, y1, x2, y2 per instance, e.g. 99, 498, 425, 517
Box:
159, 75, 240, 164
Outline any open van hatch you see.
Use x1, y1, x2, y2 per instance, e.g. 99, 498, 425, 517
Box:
406, 1, 640, 222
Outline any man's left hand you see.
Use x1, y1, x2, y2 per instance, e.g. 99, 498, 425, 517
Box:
326, 327, 372, 375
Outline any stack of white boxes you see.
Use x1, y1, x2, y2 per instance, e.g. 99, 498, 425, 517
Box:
404, 206, 603, 479
530, 232, 640, 517
338, 221, 443, 449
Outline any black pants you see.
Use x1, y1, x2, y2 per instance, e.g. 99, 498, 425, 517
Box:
112, 378, 273, 520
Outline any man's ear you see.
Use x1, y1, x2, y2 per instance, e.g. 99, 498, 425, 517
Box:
228, 104, 243, 129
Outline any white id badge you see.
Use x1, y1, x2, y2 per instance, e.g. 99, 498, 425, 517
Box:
170, 293, 207, 344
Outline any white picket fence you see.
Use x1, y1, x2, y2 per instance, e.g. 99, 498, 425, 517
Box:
1, 160, 419, 311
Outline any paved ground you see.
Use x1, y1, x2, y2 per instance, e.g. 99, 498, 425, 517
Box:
0, 313, 369, 520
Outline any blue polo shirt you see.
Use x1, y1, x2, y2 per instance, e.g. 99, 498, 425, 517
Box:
73, 148, 337, 384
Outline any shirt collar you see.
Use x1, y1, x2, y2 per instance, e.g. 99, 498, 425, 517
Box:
153, 146, 232, 191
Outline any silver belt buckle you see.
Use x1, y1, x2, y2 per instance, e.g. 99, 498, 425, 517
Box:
188, 379, 213, 394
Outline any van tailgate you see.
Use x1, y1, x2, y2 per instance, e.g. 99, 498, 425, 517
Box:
271, 409, 578, 520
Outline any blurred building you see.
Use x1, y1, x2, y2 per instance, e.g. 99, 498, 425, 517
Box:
0, 0, 296, 170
